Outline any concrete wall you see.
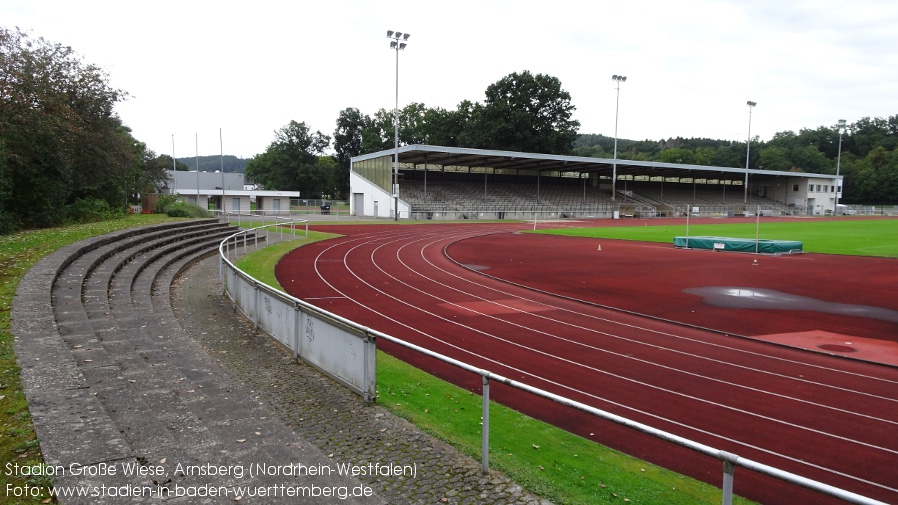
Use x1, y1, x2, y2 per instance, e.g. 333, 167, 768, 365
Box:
349, 171, 409, 218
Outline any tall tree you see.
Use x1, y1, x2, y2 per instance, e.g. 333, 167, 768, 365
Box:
428, 100, 474, 147
0, 27, 130, 229
361, 108, 394, 154
333, 108, 369, 197
246, 120, 331, 197
849, 116, 898, 157
466, 71, 580, 154
848, 146, 898, 203
359, 103, 434, 155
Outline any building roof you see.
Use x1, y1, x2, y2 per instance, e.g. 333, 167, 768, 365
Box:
353, 145, 840, 182
171, 189, 300, 197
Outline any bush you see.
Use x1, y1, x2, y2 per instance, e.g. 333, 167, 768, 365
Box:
153, 194, 178, 213
155, 195, 210, 218
64, 198, 121, 224
0, 211, 16, 235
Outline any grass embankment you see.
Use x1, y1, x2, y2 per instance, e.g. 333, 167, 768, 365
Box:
0, 214, 183, 502
235, 232, 755, 505
234, 229, 341, 289
536, 218, 898, 257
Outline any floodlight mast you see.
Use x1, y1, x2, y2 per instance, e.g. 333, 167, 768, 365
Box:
744, 101, 757, 203
834, 119, 847, 214
387, 30, 410, 220
611, 75, 626, 203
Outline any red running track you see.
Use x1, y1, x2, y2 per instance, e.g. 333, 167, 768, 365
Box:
275, 221, 898, 505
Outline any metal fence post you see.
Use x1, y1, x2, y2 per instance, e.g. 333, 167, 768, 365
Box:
482, 374, 490, 476
720, 451, 738, 505
298, 310, 305, 357
363, 332, 372, 406
253, 283, 259, 330
293, 304, 300, 360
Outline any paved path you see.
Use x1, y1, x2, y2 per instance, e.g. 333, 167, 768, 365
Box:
12, 220, 549, 504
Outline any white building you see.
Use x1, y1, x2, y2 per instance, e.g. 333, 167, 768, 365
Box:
162, 170, 300, 215
780, 177, 843, 215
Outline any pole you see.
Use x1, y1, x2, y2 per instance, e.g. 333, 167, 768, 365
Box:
744, 101, 756, 203
220, 128, 226, 215
834, 120, 846, 214
387, 31, 409, 221
196, 133, 200, 207
755, 205, 761, 254
611, 75, 626, 201
171, 134, 176, 171
393, 40, 400, 221
481, 376, 490, 475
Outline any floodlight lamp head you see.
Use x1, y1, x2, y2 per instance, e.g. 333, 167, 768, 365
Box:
403, 33, 410, 40
387, 30, 394, 38
399, 42, 407, 50
395, 32, 403, 39
838, 119, 847, 126
390, 41, 398, 49
747, 101, 757, 107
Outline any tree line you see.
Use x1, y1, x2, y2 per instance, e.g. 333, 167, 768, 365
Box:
250, 73, 897, 205
573, 117, 898, 204
247, 71, 580, 199
0, 27, 170, 232
3, 27, 896, 234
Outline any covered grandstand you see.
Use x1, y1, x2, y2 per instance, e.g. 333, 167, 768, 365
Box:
350, 145, 843, 220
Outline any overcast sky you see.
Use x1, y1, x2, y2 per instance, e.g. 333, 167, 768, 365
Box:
5, 0, 897, 159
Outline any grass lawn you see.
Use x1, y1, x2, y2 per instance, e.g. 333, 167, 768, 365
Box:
234, 230, 756, 505
0, 214, 185, 502
377, 352, 752, 505
534, 218, 898, 257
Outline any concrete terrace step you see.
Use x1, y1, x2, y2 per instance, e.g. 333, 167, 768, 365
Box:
13, 220, 378, 504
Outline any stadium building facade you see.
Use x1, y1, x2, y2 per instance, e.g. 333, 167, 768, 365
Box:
350, 145, 843, 220
162, 170, 299, 214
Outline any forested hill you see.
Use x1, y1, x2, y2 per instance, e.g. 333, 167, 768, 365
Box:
574, 117, 898, 205
175, 155, 250, 174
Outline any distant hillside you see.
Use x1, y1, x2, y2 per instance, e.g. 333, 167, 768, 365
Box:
176, 155, 249, 174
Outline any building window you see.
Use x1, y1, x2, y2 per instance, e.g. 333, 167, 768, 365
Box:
823, 185, 828, 192
792, 184, 799, 192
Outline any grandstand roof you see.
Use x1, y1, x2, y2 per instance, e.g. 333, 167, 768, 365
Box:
354, 145, 840, 182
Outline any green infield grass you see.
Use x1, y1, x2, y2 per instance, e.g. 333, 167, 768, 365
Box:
534, 218, 898, 257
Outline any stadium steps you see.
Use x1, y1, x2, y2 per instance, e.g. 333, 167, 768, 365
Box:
11, 219, 331, 500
